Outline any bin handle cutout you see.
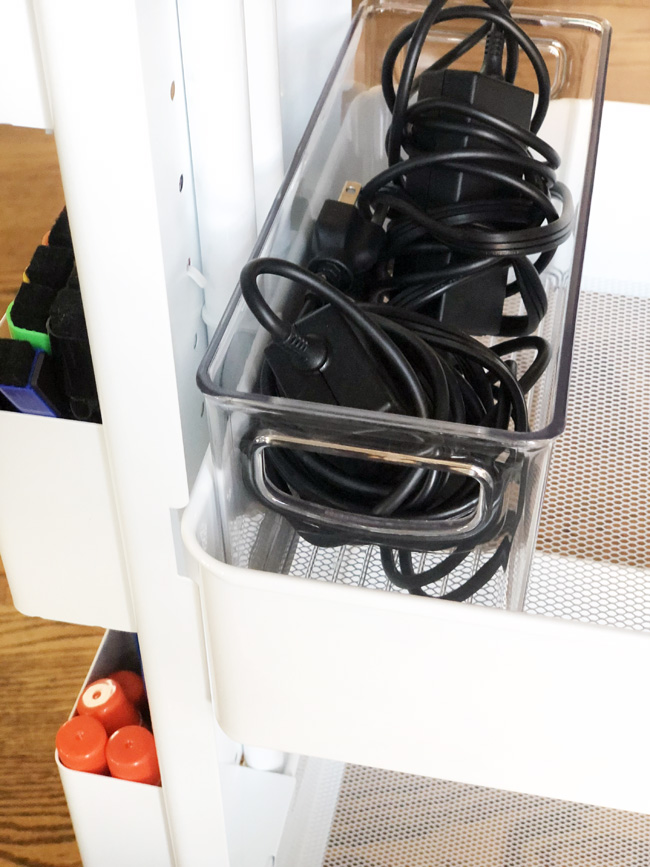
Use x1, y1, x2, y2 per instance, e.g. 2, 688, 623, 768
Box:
245, 430, 508, 548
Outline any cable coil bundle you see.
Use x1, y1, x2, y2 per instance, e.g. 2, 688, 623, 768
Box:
239, 0, 574, 601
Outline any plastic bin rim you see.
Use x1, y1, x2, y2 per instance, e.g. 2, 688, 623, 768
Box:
202, 388, 557, 447
362, 0, 612, 35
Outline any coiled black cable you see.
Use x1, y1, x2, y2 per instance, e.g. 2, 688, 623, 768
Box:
237, 0, 571, 600
241, 258, 549, 600
366, 0, 573, 336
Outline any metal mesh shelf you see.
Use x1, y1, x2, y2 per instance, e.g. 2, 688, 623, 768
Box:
322, 764, 650, 867
525, 284, 650, 630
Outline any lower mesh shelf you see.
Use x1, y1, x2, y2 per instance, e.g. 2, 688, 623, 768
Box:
322, 764, 650, 867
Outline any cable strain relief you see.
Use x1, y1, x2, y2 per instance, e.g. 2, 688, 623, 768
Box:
480, 24, 507, 78
309, 258, 353, 291
279, 328, 328, 371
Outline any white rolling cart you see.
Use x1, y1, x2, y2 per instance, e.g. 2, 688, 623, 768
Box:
1, 1, 348, 864
2, 1, 650, 866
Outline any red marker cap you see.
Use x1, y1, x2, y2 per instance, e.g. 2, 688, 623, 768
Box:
109, 670, 146, 708
106, 726, 160, 786
56, 716, 108, 774
77, 678, 140, 735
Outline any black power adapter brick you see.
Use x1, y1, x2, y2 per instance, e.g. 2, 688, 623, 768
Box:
398, 66, 535, 334
265, 303, 401, 413
241, 257, 401, 414
299, 6, 567, 340
406, 68, 534, 208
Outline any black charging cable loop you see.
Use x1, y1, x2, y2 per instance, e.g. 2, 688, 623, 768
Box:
238, 0, 565, 600
241, 258, 549, 599
369, 0, 567, 340
384, 2, 551, 167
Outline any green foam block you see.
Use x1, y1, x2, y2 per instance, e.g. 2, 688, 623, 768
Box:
6, 300, 51, 354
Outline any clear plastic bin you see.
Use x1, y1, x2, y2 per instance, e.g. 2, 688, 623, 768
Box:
198, 1, 610, 610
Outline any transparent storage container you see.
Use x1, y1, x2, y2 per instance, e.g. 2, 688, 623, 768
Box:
198, 1, 610, 611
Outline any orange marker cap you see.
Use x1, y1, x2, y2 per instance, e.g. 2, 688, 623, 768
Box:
109, 670, 146, 708
77, 678, 140, 735
106, 726, 160, 786
56, 716, 108, 774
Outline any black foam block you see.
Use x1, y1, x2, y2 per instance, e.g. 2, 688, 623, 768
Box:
48, 281, 100, 422
10, 281, 60, 332
0, 391, 15, 412
0, 338, 34, 387
48, 208, 72, 248
25, 245, 74, 291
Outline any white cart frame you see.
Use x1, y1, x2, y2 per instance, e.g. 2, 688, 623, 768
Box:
2, 2, 650, 866
1, 1, 348, 864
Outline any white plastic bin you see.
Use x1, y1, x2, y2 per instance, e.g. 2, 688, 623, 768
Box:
56, 631, 173, 867
57, 631, 301, 867
0, 411, 134, 630
183, 437, 650, 815
0, 311, 134, 630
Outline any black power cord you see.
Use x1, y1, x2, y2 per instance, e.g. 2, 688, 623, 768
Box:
366, 0, 573, 335
241, 258, 549, 600
236, 0, 572, 600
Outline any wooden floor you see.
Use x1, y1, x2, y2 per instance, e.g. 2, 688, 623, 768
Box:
0, 4, 648, 865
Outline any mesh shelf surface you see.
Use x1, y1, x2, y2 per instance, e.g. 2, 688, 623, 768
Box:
527, 284, 650, 629
322, 765, 650, 867
287, 541, 507, 608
